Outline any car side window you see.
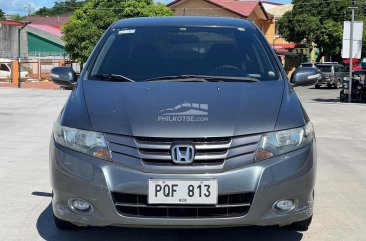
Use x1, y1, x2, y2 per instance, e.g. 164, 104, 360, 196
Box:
334, 65, 340, 72
0, 64, 10, 71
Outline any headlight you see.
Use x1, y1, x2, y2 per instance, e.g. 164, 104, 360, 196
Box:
255, 122, 314, 161
53, 122, 112, 160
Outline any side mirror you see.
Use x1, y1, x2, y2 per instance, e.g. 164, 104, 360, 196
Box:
290, 67, 322, 87
51, 67, 77, 86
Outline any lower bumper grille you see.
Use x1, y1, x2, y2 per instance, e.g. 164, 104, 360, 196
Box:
111, 192, 254, 218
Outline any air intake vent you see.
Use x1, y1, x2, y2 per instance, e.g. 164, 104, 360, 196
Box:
111, 192, 254, 218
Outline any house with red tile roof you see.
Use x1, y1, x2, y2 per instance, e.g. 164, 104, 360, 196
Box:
167, 0, 276, 44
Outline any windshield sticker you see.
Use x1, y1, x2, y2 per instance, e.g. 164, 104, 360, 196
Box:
118, 29, 136, 35
158, 102, 209, 122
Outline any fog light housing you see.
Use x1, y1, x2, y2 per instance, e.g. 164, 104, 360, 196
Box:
69, 199, 93, 213
273, 199, 295, 213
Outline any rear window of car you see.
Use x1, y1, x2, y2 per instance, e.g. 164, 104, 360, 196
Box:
317, 65, 332, 72
89, 26, 280, 82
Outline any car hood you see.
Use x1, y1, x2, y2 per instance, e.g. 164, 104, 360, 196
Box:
82, 80, 284, 137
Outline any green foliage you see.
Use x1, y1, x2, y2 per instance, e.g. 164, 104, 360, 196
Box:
62, 0, 174, 63
11, 14, 25, 21
34, 0, 89, 16
0, 9, 5, 21
278, 0, 365, 60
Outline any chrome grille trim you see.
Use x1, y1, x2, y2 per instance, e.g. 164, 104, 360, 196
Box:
105, 134, 261, 173
135, 140, 232, 150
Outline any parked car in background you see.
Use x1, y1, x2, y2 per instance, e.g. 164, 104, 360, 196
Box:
291, 67, 322, 86
0, 58, 28, 79
360, 62, 366, 70
315, 63, 347, 89
340, 70, 366, 103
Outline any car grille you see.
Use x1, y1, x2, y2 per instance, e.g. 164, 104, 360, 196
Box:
111, 192, 254, 218
106, 134, 261, 166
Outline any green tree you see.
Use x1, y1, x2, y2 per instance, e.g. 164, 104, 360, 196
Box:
34, 0, 89, 16
0, 9, 6, 21
62, 0, 174, 63
11, 14, 24, 21
278, 0, 365, 61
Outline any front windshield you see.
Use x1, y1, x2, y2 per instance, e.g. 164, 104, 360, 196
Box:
89, 26, 280, 82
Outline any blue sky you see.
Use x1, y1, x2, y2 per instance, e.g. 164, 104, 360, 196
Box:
0, 0, 291, 15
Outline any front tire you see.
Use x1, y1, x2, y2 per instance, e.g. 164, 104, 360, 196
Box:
53, 213, 79, 230
334, 80, 341, 89
315, 84, 321, 89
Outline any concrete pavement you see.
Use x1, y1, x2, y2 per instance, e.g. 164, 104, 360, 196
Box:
0, 86, 365, 241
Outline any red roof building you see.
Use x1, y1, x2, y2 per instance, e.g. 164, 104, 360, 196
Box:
24, 16, 70, 29
167, 0, 275, 44
0, 17, 69, 58
168, 0, 272, 20
0, 20, 26, 26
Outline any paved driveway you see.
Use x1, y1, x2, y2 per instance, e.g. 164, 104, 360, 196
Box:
0, 86, 365, 241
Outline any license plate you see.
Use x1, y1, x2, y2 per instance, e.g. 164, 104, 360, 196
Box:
148, 179, 218, 204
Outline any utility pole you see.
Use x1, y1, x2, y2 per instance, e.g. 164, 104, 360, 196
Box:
348, 1, 357, 103
18, 21, 31, 88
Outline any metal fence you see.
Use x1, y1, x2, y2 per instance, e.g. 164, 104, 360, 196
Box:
0, 58, 80, 83
0, 51, 67, 59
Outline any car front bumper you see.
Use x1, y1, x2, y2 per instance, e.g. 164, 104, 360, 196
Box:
317, 77, 333, 84
50, 138, 316, 228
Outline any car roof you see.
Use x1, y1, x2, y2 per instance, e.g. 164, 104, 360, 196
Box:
317, 62, 341, 65
113, 17, 256, 29
0, 58, 11, 62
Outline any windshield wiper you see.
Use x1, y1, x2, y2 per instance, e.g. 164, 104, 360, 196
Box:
91, 73, 135, 82
145, 75, 208, 82
144, 75, 259, 82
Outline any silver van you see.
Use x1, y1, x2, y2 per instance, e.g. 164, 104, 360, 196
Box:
316, 63, 348, 89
